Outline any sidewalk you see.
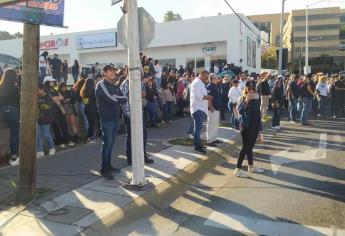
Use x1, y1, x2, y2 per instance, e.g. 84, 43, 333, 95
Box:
0, 117, 239, 236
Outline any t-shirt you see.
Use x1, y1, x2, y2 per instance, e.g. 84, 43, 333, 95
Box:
50, 58, 62, 72
288, 80, 299, 98
316, 82, 328, 97
258, 80, 270, 96
206, 83, 221, 111
39, 56, 47, 68
300, 80, 315, 98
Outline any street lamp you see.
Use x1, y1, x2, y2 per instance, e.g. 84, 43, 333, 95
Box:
305, 0, 328, 74
278, 0, 286, 75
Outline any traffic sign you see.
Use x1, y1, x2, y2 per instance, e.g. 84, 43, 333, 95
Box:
117, 7, 155, 50
0, 0, 25, 7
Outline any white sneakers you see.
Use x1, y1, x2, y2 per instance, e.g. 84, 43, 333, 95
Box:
37, 152, 45, 158
234, 165, 264, 178
49, 148, 56, 155
9, 158, 19, 166
272, 126, 281, 130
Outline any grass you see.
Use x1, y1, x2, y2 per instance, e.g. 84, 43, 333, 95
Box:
219, 123, 232, 128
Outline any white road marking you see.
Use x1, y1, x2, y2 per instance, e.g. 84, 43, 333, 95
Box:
270, 133, 327, 175
204, 211, 345, 236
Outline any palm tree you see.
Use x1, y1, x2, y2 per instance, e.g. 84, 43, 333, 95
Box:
163, 10, 182, 22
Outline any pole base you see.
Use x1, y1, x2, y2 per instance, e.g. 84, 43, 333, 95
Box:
123, 179, 154, 191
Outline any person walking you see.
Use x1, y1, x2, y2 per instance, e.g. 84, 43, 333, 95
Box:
206, 73, 222, 147
316, 76, 328, 118
95, 65, 128, 180
190, 70, 212, 154
300, 74, 315, 126
37, 83, 56, 158
234, 80, 264, 178
71, 60, 80, 84
0, 69, 20, 166
272, 80, 283, 130
228, 79, 242, 129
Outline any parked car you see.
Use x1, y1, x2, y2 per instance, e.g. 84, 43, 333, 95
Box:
0, 53, 21, 70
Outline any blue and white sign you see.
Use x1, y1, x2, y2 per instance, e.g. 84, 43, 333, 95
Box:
0, 0, 64, 27
76, 32, 117, 50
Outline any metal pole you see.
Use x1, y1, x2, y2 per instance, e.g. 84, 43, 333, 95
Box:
17, 23, 39, 201
126, 0, 146, 186
278, 0, 285, 74
305, 5, 309, 74
299, 41, 302, 75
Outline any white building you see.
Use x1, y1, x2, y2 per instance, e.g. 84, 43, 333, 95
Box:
0, 13, 261, 74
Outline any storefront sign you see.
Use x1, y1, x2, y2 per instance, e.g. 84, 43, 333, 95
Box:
76, 32, 117, 50
0, 0, 65, 27
40, 38, 68, 50
202, 43, 216, 56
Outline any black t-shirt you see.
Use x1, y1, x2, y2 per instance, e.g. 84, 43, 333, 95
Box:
335, 80, 345, 101
301, 80, 315, 98
258, 80, 270, 96
289, 80, 299, 97
51, 58, 62, 72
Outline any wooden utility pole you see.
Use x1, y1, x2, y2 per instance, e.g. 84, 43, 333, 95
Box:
17, 23, 40, 201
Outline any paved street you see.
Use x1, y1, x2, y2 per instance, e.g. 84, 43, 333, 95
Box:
94, 118, 345, 236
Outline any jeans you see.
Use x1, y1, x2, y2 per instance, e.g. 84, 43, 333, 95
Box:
78, 103, 89, 131
39, 67, 46, 83
147, 100, 157, 124
289, 98, 298, 121
37, 124, 55, 152
300, 97, 313, 124
84, 109, 96, 139
187, 119, 194, 135
272, 108, 280, 127
72, 73, 79, 83
163, 101, 173, 122
155, 77, 161, 89
1, 106, 20, 156
318, 95, 327, 117
101, 121, 118, 172
192, 110, 206, 149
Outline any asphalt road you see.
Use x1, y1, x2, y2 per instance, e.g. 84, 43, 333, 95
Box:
95, 117, 345, 236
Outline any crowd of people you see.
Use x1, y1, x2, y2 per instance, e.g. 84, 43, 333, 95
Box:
1, 51, 345, 179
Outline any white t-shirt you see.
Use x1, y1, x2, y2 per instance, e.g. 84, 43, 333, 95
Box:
190, 78, 208, 115
316, 82, 328, 97
154, 64, 163, 78
39, 56, 47, 68
228, 86, 243, 104
239, 80, 246, 91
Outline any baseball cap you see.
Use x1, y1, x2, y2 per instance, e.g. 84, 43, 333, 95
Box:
245, 80, 256, 88
102, 64, 115, 72
43, 76, 55, 83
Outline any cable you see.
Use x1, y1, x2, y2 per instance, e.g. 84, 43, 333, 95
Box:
223, 0, 277, 47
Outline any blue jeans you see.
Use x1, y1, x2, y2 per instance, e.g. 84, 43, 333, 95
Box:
289, 98, 298, 121
101, 122, 118, 172
192, 110, 206, 149
37, 124, 55, 152
163, 101, 173, 122
147, 100, 157, 124
301, 97, 313, 124
78, 103, 89, 131
39, 67, 46, 83
187, 119, 194, 135
318, 95, 327, 116
155, 77, 161, 89
1, 106, 19, 156
272, 108, 280, 127
72, 73, 79, 83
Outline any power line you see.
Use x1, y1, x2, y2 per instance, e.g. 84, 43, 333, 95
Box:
223, 0, 277, 47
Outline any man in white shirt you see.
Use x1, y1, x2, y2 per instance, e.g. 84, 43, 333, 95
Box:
238, 72, 247, 91
190, 70, 212, 154
154, 60, 163, 89
228, 79, 242, 128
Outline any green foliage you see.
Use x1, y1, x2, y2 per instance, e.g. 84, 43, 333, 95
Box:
340, 25, 345, 39
262, 47, 278, 69
163, 10, 182, 22
0, 31, 23, 41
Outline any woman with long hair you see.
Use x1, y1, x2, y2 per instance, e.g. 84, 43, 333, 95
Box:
71, 60, 80, 83
80, 78, 98, 143
58, 82, 78, 142
62, 60, 68, 83
39, 51, 49, 83
0, 69, 20, 165
72, 75, 89, 133
234, 80, 264, 178
271, 79, 283, 130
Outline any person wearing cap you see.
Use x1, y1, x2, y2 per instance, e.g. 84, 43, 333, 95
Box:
234, 80, 264, 178
228, 79, 242, 129
95, 65, 129, 180
190, 70, 213, 154
206, 73, 222, 147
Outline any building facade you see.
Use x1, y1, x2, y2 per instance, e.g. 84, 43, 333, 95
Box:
0, 14, 261, 74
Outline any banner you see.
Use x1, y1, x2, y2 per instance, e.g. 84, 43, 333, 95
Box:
247, 37, 252, 67
0, 0, 64, 27
252, 40, 256, 68
76, 32, 117, 50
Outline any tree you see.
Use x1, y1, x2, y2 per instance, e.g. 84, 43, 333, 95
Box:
14, 32, 23, 38
0, 31, 23, 41
163, 10, 182, 22
261, 47, 278, 69
340, 25, 345, 40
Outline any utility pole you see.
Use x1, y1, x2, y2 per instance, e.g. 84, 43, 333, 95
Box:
278, 0, 286, 75
126, 0, 146, 186
17, 23, 39, 201
305, 4, 310, 75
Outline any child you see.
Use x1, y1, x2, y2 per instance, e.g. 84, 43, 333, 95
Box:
37, 83, 56, 158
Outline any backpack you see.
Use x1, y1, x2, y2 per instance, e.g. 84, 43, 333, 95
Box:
183, 85, 190, 102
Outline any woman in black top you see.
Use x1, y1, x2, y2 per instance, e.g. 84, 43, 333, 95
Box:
71, 60, 80, 84
58, 82, 78, 142
62, 60, 68, 83
0, 69, 20, 165
271, 80, 283, 129
44, 78, 74, 148
80, 78, 98, 143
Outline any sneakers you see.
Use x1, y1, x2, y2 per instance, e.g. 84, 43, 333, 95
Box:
67, 142, 75, 147
145, 157, 154, 164
101, 171, 114, 180
87, 138, 96, 144
9, 157, 19, 166
234, 168, 249, 178
212, 140, 223, 144
248, 166, 264, 173
60, 144, 66, 148
272, 126, 281, 130
108, 165, 121, 173
48, 148, 56, 156
187, 134, 194, 139
195, 148, 207, 154
37, 151, 45, 158
206, 142, 217, 147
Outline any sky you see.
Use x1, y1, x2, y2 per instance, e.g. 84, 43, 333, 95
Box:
1, 0, 345, 36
